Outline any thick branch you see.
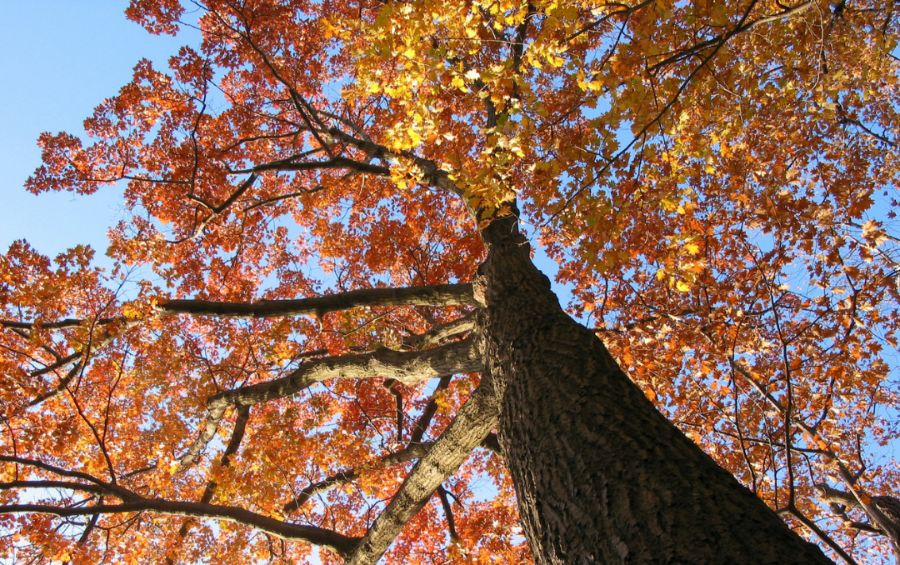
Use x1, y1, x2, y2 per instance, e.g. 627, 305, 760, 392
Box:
346, 383, 499, 564
160, 283, 474, 319
817, 483, 858, 506
217, 338, 479, 407
180, 339, 480, 467
0, 500, 357, 556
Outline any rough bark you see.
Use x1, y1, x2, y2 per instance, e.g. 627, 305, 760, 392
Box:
346, 384, 499, 564
476, 211, 831, 564
180, 338, 479, 467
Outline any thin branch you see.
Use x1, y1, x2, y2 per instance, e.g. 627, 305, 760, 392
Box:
648, 0, 816, 74
408, 375, 453, 446
0, 317, 120, 331
281, 443, 431, 515
324, 127, 465, 198
788, 506, 859, 565
167, 405, 251, 563
554, 0, 809, 215
243, 185, 324, 212
437, 486, 460, 542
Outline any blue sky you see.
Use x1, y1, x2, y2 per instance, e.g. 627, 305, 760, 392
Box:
0, 2, 194, 259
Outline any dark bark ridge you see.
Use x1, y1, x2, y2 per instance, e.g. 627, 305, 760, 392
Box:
476, 210, 832, 564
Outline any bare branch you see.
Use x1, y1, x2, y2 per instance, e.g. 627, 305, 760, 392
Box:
787, 506, 859, 565
180, 339, 480, 468
0, 455, 134, 501
0, 317, 120, 330
167, 405, 252, 562
346, 383, 499, 564
239, 156, 388, 176
403, 314, 476, 349
0, 500, 357, 556
160, 283, 475, 319
437, 486, 460, 542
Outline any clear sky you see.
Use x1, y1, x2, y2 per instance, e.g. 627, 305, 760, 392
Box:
0, 2, 195, 261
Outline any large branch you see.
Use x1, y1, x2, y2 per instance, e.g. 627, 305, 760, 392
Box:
346, 383, 499, 564
3, 285, 474, 332
1, 454, 357, 557
215, 338, 479, 406
160, 283, 474, 318
0, 500, 357, 557
180, 338, 480, 467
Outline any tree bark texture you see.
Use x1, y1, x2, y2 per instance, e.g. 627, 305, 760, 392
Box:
476, 212, 831, 564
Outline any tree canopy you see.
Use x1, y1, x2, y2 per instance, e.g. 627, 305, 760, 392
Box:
1, 0, 897, 562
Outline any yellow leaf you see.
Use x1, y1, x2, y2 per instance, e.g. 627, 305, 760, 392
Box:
122, 302, 143, 320
675, 280, 691, 293
450, 75, 467, 91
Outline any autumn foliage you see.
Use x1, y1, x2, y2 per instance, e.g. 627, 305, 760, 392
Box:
1, 0, 898, 562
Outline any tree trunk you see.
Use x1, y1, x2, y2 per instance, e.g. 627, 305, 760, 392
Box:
475, 211, 831, 564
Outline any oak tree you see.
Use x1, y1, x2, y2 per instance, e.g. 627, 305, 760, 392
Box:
1, 0, 898, 563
